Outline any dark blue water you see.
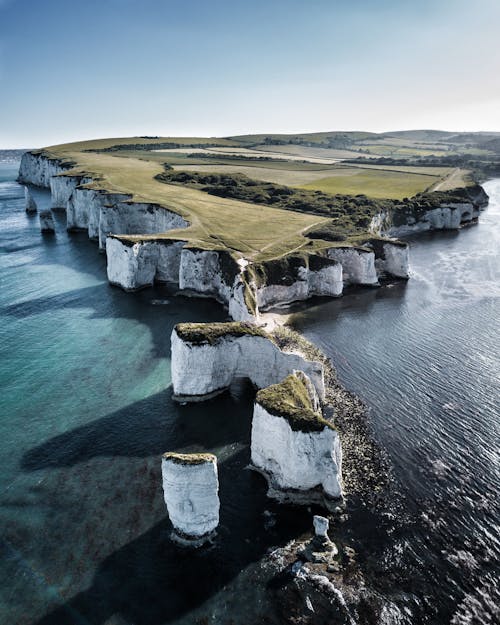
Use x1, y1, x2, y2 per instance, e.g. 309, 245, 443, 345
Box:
291, 179, 500, 624
0, 159, 316, 625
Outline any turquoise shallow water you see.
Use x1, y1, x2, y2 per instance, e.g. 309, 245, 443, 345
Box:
0, 160, 316, 625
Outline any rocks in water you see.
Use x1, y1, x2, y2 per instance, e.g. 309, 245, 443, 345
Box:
300, 515, 338, 565
313, 515, 330, 539
39, 209, 55, 233
25, 187, 37, 213
251, 371, 342, 503
161, 452, 220, 547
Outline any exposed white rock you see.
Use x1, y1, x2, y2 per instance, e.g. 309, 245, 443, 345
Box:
50, 174, 89, 209
373, 241, 410, 279
313, 515, 330, 538
18, 152, 70, 188
255, 260, 342, 311
171, 325, 325, 400
385, 202, 481, 237
99, 200, 187, 249
161, 452, 219, 545
106, 237, 159, 290
325, 247, 378, 286
250, 376, 342, 500
39, 209, 55, 232
24, 187, 37, 213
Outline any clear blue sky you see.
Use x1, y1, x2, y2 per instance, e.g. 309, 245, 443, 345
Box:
1, 0, 499, 147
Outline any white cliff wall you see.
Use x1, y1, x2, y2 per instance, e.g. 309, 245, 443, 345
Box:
161, 455, 219, 540
325, 247, 378, 286
50, 174, 91, 209
255, 261, 342, 311
171, 330, 325, 399
18, 152, 71, 188
106, 237, 186, 290
251, 403, 342, 499
374, 242, 410, 279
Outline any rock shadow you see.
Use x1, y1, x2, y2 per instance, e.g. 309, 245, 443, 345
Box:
30, 447, 312, 625
22, 381, 256, 470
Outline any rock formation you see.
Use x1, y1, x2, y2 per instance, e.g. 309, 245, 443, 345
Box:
161, 452, 220, 546
24, 187, 37, 213
39, 209, 55, 233
171, 323, 325, 400
251, 372, 342, 502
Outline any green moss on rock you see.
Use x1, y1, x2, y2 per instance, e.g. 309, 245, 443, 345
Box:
256, 373, 335, 433
175, 321, 268, 345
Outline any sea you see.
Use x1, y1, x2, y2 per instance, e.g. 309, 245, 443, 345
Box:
0, 153, 498, 625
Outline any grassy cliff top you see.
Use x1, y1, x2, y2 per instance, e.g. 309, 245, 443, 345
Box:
37, 142, 329, 263
174, 322, 269, 345
162, 452, 216, 465
256, 373, 334, 433
34, 133, 486, 262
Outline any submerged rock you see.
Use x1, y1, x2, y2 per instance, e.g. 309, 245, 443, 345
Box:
161, 452, 219, 547
25, 187, 37, 213
39, 209, 55, 233
251, 371, 342, 503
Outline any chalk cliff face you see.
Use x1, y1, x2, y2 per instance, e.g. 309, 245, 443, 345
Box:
370, 186, 489, 238
325, 247, 378, 286
251, 373, 342, 501
50, 174, 91, 210
18, 151, 71, 188
253, 256, 343, 310
171, 324, 325, 400
161, 453, 219, 545
365, 239, 410, 279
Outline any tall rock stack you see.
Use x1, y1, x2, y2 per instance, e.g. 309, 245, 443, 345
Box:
39, 209, 55, 233
161, 452, 220, 546
25, 187, 37, 213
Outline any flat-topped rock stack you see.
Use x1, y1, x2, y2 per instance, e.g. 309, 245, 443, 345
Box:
24, 187, 37, 214
251, 371, 342, 503
161, 452, 220, 547
39, 209, 55, 233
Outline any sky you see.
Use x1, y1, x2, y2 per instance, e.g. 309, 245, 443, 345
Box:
0, 0, 499, 148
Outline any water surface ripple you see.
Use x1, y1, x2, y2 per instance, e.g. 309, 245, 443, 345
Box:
291, 179, 500, 624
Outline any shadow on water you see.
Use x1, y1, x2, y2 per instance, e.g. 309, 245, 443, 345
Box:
21, 384, 257, 470
31, 448, 312, 625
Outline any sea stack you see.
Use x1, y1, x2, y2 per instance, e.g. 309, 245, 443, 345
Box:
161, 452, 220, 546
39, 209, 55, 233
251, 371, 342, 503
25, 187, 37, 213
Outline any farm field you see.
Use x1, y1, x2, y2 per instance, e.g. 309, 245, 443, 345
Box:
299, 166, 446, 199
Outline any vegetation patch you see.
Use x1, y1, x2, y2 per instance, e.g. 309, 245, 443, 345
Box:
162, 452, 216, 465
256, 373, 334, 433
175, 321, 269, 345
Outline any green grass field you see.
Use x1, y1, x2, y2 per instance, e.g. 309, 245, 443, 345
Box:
299, 167, 443, 199
39, 133, 483, 262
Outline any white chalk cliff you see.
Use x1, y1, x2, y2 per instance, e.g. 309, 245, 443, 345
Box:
161, 452, 219, 544
325, 247, 378, 286
250, 372, 342, 501
171, 324, 325, 400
